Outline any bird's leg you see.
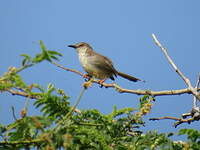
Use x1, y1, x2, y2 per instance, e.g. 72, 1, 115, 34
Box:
83, 74, 92, 81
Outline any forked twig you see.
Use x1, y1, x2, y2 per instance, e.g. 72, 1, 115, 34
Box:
150, 34, 200, 126
152, 34, 200, 101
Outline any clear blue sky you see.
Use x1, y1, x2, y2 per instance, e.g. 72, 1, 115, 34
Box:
1, 0, 200, 140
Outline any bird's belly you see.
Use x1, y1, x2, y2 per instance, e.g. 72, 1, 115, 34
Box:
85, 65, 109, 79
79, 55, 110, 79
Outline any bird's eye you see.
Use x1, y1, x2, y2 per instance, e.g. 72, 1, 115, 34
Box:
78, 43, 84, 47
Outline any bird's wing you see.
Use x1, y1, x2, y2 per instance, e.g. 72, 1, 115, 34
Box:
89, 52, 117, 76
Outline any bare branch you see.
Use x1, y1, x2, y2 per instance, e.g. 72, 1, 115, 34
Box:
51, 62, 84, 77
49, 62, 200, 97
182, 107, 200, 120
150, 116, 196, 128
6, 89, 37, 99
152, 34, 200, 101
5, 85, 200, 98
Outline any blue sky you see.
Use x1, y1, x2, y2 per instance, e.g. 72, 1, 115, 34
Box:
1, 0, 200, 140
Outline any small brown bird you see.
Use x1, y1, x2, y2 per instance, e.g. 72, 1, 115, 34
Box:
68, 42, 141, 83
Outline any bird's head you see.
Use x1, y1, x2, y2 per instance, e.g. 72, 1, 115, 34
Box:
68, 42, 92, 53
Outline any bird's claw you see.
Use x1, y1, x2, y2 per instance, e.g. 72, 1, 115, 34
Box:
98, 79, 106, 88
83, 74, 91, 81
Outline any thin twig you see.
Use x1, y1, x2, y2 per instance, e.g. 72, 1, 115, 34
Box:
65, 87, 86, 119
11, 106, 17, 121
16, 64, 34, 74
150, 116, 195, 128
6, 89, 37, 99
55, 87, 86, 131
51, 61, 84, 77
152, 34, 200, 101
150, 116, 185, 121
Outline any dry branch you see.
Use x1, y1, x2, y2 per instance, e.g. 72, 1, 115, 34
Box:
50, 62, 200, 97
150, 116, 198, 128
5, 84, 200, 98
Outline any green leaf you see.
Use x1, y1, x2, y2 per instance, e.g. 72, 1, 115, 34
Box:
49, 55, 60, 61
20, 54, 32, 66
20, 54, 31, 60
32, 54, 44, 63
39, 40, 63, 62
48, 50, 63, 56
108, 106, 134, 119
39, 40, 48, 52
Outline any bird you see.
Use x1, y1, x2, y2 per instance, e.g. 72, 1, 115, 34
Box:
68, 42, 141, 84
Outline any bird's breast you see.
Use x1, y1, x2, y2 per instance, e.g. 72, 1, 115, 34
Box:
78, 52, 89, 68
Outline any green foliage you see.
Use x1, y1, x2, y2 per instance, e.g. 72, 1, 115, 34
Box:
178, 129, 200, 150
0, 70, 26, 91
34, 83, 70, 121
20, 40, 62, 66
32, 40, 62, 63
0, 41, 199, 149
178, 129, 200, 143
8, 116, 52, 141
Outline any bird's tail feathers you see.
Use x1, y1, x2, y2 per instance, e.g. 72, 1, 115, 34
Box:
117, 71, 142, 82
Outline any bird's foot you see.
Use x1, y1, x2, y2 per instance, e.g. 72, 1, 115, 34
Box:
98, 79, 106, 88
83, 74, 91, 81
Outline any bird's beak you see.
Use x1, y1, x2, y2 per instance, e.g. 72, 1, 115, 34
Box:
68, 44, 76, 48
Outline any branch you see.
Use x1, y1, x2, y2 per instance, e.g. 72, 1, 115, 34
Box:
149, 116, 196, 128
5, 89, 81, 113
49, 62, 200, 97
6, 85, 200, 97
6, 89, 38, 99
51, 62, 84, 77
152, 34, 200, 101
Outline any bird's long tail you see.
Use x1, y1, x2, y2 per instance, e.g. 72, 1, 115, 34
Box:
117, 71, 141, 82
